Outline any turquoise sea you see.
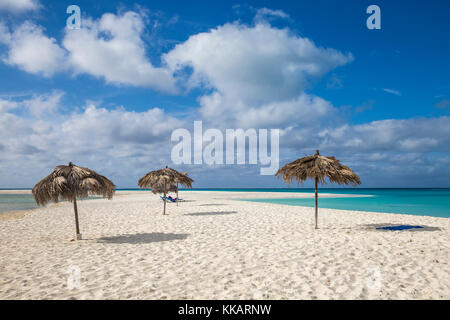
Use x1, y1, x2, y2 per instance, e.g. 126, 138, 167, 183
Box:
0, 194, 38, 213
0, 193, 101, 213
1, 188, 449, 218
186, 188, 450, 218
231, 188, 450, 218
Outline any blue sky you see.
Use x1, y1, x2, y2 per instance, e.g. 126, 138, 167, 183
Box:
0, 0, 449, 188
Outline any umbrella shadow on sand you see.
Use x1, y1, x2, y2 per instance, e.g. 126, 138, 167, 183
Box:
97, 233, 189, 244
361, 223, 441, 232
185, 211, 237, 216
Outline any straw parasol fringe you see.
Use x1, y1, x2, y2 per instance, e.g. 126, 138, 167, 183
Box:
32, 162, 115, 239
275, 150, 361, 229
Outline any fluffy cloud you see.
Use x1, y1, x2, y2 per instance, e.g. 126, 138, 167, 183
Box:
317, 117, 450, 153
0, 0, 39, 12
0, 11, 177, 91
0, 91, 63, 117
0, 22, 10, 43
62, 11, 176, 92
166, 23, 352, 104
61, 103, 184, 147
254, 8, 290, 23
0, 94, 186, 187
23, 91, 64, 117
199, 92, 335, 128
0, 22, 67, 76
0, 99, 18, 113
1, 97, 184, 151
165, 22, 352, 128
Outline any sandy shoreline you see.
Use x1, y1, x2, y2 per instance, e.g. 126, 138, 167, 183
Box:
0, 190, 32, 195
0, 190, 449, 299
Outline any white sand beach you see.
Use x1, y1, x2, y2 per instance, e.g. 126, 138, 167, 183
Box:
0, 190, 449, 300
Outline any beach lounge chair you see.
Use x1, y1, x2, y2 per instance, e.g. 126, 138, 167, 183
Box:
167, 196, 177, 202
161, 195, 177, 203
169, 195, 184, 202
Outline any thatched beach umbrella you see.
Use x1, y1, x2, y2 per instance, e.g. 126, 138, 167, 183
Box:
32, 162, 115, 240
275, 150, 360, 229
138, 166, 193, 214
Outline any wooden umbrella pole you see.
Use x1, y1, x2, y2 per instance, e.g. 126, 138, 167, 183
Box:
73, 198, 82, 240
163, 180, 167, 215
176, 183, 179, 206
315, 177, 318, 229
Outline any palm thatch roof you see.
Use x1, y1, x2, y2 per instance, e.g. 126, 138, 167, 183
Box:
138, 166, 194, 190
32, 162, 116, 206
275, 150, 361, 186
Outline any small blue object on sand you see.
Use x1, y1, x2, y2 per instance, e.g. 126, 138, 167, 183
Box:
160, 196, 181, 203
376, 225, 424, 231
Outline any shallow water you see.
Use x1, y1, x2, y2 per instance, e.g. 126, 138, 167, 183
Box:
0, 194, 102, 213
241, 189, 450, 218
0, 194, 37, 213
1, 189, 449, 218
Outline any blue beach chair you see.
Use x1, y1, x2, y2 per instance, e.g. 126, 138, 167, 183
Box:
161, 195, 177, 203
167, 196, 177, 202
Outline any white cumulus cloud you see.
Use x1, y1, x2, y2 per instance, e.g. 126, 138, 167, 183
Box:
0, 22, 67, 76
63, 11, 177, 92
0, 11, 177, 92
317, 117, 450, 153
164, 22, 352, 128
0, 0, 40, 13
0, 94, 187, 187
254, 8, 290, 23
165, 22, 352, 105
